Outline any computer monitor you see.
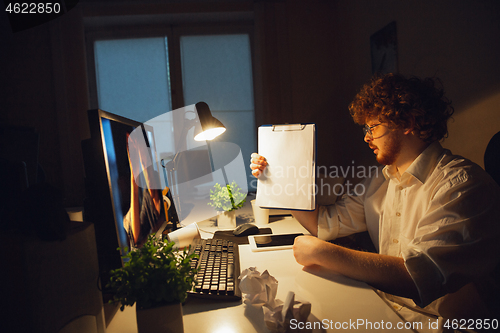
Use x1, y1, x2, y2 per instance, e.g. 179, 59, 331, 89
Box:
82, 110, 177, 290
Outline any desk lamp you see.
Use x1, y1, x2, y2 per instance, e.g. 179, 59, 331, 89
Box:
193, 102, 226, 141
192, 104, 242, 221
165, 102, 227, 224
128, 102, 230, 227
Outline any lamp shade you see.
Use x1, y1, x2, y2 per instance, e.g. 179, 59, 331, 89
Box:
194, 102, 226, 141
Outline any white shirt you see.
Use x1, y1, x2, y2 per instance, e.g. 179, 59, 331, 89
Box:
317, 142, 500, 313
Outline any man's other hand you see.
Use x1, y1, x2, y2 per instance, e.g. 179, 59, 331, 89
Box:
293, 235, 325, 267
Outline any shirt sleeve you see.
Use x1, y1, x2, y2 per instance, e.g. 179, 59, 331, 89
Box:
402, 168, 500, 308
317, 174, 384, 241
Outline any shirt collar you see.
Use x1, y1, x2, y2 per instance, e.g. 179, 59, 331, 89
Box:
382, 141, 445, 184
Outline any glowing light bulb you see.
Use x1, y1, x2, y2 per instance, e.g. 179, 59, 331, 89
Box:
194, 127, 226, 141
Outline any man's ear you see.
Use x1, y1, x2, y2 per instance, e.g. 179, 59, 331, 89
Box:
403, 118, 416, 135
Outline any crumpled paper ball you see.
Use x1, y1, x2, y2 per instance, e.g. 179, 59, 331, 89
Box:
239, 267, 311, 333
263, 291, 311, 333
239, 267, 281, 308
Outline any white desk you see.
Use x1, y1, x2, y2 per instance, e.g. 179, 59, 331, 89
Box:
106, 215, 410, 332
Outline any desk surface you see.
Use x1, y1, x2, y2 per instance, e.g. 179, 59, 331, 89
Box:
107, 214, 409, 332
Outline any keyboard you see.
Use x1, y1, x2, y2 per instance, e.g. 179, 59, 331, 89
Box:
188, 238, 241, 301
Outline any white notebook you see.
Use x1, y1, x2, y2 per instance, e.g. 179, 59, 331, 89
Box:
255, 124, 316, 211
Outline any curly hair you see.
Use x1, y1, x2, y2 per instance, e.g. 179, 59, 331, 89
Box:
348, 73, 454, 143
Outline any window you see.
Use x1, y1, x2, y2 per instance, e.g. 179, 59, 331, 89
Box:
88, 26, 256, 190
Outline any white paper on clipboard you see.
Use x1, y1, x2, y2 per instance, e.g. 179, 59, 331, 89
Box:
255, 124, 315, 210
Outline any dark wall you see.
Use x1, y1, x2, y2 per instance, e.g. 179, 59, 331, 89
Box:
1, 12, 62, 188
2, 4, 99, 207
2, 0, 500, 206
268, 0, 500, 176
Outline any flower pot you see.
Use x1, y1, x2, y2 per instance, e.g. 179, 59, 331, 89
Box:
217, 210, 236, 228
136, 302, 184, 333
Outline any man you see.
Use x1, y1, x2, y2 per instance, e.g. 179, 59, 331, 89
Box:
250, 73, 500, 329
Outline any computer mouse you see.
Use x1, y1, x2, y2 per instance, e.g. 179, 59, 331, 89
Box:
233, 223, 260, 237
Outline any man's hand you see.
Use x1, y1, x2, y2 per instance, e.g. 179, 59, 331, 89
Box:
293, 235, 420, 301
250, 153, 268, 177
293, 235, 325, 267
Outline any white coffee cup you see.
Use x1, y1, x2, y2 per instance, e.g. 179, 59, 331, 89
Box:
251, 199, 270, 225
166, 223, 200, 249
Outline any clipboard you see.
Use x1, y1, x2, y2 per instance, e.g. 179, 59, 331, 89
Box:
255, 124, 316, 210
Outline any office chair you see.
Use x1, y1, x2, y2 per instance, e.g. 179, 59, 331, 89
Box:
484, 130, 500, 186
481, 130, 500, 318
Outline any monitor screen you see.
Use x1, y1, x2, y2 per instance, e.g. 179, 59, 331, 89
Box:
101, 114, 167, 250
83, 110, 177, 264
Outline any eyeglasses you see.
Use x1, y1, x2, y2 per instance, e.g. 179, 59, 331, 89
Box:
363, 123, 382, 138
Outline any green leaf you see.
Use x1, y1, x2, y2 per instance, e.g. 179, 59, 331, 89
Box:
106, 235, 199, 310
208, 181, 247, 211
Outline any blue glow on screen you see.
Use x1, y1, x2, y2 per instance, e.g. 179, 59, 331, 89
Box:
102, 118, 128, 252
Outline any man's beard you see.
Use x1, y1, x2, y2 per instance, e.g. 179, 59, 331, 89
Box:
376, 131, 402, 166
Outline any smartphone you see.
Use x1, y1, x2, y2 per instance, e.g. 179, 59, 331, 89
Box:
248, 233, 303, 252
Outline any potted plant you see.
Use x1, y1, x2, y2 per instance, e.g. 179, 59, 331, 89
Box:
106, 235, 198, 333
208, 181, 247, 228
